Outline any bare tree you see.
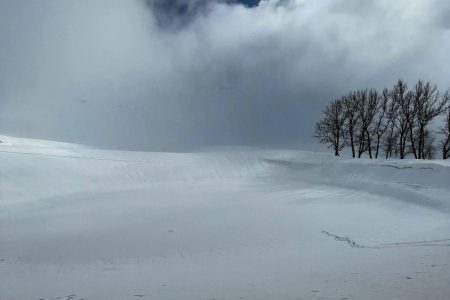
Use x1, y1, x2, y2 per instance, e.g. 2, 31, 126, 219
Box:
365, 89, 380, 159
342, 93, 360, 158
391, 80, 414, 159
315, 80, 449, 160
355, 89, 378, 158
315, 99, 347, 156
440, 103, 450, 159
354, 90, 368, 158
383, 88, 399, 159
373, 88, 391, 158
413, 82, 449, 159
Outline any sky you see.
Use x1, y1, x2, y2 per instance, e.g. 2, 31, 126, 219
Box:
0, 0, 449, 151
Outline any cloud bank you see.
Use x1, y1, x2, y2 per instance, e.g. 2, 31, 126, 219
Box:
0, 0, 449, 150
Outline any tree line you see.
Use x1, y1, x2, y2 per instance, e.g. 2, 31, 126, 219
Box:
315, 79, 450, 159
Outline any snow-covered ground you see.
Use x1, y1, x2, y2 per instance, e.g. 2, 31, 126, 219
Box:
1, 135, 449, 300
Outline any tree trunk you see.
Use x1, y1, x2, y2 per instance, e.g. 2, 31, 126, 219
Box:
358, 136, 364, 158
366, 130, 373, 159
358, 140, 364, 158
375, 136, 381, 159
399, 133, 405, 159
350, 129, 355, 158
409, 126, 417, 159
420, 127, 426, 159
443, 138, 450, 159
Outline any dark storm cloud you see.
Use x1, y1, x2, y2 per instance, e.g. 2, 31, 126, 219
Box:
146, 0, 261, 29
0, 0, 449, 151
145, 0, 213, 29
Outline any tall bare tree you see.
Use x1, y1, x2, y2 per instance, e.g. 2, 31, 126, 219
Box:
383, 88, 399, 159
315, 99, 347, 156
342, 93, 360, 158
413, 82, 449, 159
355, 89, 378, 158
440, 103, 450, 160
391, 80, 413, 159
354, 90, 368, 158
373, 88, 391, 158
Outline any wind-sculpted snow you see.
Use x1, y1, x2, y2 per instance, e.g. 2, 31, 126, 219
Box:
1, 136, 450, 300
0, 136, 275, 203
1, 135, 449, 208
263, 154, 450, 211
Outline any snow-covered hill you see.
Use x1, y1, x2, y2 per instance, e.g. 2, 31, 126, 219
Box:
1, 135, 449, 300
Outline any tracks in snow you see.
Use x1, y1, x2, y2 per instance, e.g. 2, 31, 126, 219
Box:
322, 231, 450, 249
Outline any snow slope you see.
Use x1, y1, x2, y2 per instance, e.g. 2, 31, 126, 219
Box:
1, 135, 450, 300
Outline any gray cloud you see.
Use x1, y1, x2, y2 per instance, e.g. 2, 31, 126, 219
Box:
145, 0, 261, 30
146, 0, 215, 29
0, 0, 449, 151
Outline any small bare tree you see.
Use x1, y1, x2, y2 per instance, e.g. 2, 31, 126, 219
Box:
440, 103, 450, 159
315, 99, 347, 156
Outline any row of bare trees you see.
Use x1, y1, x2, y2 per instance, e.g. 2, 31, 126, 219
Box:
315, 79, 450, 159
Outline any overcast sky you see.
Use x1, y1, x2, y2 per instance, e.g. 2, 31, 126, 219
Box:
1, 0, 449, 151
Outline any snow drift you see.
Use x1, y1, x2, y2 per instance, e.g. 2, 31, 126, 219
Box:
1, 135, 449, 300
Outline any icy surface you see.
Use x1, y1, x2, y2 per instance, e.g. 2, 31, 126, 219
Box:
1, 135, 449, 300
